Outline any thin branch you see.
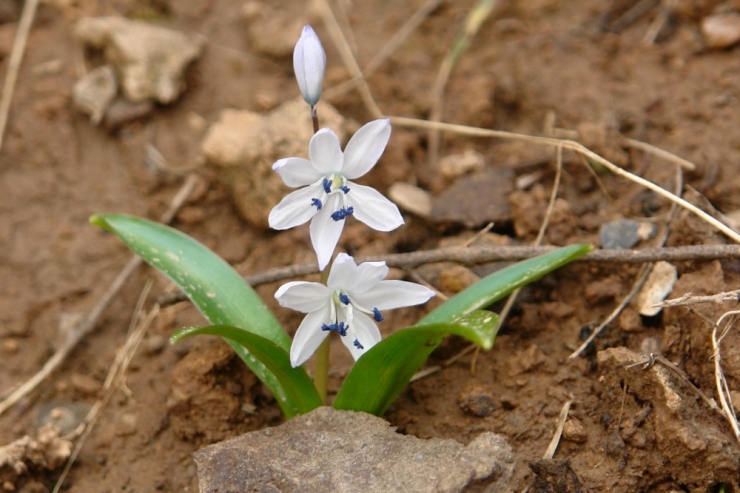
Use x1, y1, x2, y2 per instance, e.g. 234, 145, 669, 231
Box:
655, 289, 740, 308
157, 244, 740, 306
0, 175, 200, 417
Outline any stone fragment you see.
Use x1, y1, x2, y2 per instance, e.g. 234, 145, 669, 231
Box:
72, 65, 117, 125
597, 347, 740, 488
635, 261, 677, 316
439, 149, 486, 181
702, 13, 740, 49
201, 98, 346, 229
242, 2, 305, 58
0, 424, 72, 482
458, 386, 496, 417
430, 167, 514, 228
562, 419, 587, 443
388, 182, 432, 218
437, 264, 481, 294
75, 17, 204, 103
599, 218, 656, 249
195, 406, 514, 493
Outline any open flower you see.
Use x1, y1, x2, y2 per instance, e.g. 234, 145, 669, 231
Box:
268, 119, 404, 269
275, 253, 435, 367
293, 25, 326, 105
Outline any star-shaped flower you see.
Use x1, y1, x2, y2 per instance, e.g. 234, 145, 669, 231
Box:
275, 253, 435, 367
268, 119, 404, 269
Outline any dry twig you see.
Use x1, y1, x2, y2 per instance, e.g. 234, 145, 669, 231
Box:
655, 289, 740, 308
711, 310, 740, 442
0, 175, 200, 417
543, 400, 572, 459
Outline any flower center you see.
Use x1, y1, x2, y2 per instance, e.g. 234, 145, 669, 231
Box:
320, 290, 384, 350
312, 174, 353, 221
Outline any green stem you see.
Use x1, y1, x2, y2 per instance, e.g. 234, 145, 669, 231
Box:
314, 337, 330, 404
313, 256, 333, 405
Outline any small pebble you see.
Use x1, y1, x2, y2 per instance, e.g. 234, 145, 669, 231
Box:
388, 182, 432, 218
599, 219, 656, 249
458, 387, 496, 417
702, 13, 740, 49
439, 149, 486, 181
562, 419, 587, 443
635, 261, 677, 316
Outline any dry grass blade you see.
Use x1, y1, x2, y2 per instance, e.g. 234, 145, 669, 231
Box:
711, 309, 740, 442
52, 282, 160, 493
543, 400, 572, 459
427, 0, 498, 171
0, 0, 40, 154
390, 117, 740, 244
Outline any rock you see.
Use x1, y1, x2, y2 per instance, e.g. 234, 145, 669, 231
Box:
634, 261, 677, 316
439, 149, 486, 181
0, 424, 72, 483
201, 98, 346, 229
388, 182, 433, 218
458, 386, 496, 417
430, 167, 514, 228
597, 347, 740, 488
437, 264, 480, 294
72, 65, 117, 125
599, 218, 656, 249
74, 17, 205, 104
702, 13, 740, 49
195, 406, 514, 493
529, 459, 583, 493
562, 419, 587, 443
242, 2, 305, 58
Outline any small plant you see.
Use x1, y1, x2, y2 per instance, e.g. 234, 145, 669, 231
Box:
91, 25, 591, 418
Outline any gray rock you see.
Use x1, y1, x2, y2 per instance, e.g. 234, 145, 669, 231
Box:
201, 99, 347, 229
430, 167, 514, 228
72, 65, 117, 125
195, 406, 514, 493
599, 218, 656, 249
75, 17, 204, 104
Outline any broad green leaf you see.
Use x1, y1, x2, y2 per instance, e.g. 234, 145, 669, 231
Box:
333, 310, 499, 415
90, 214, 300, 416
420, 243, 592, 325
172, 325, 322, 414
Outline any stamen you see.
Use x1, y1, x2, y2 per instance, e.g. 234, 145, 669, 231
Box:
336, 322, 348, 337
353, 339, 364, 350
373, 308, 384, 322
338, 293, 350, 305
331, 206, 355, 221
311, 198, 323, 210
321, 323, 336, 332
323, 178, 332, 194
340, 185, 350, 194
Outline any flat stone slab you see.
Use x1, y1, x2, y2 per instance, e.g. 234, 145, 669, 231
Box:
195, 406, 514, 493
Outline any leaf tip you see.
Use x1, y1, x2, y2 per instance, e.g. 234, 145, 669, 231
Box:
90, 214, 114, 233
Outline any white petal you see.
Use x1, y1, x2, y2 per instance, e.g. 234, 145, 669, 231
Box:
309, 195, 345, 270
354, 280, 435, 310
309, 129, 343, 174
328, 255, 388, 293
273, 157, 322, 187
290, 305, 332, 367
345, 183, 404, 231
342, 119, 391, 179
293, 25, 326, 105
341, 311, 381, 361
268, 184, 322, 230
275, 281, 330, 313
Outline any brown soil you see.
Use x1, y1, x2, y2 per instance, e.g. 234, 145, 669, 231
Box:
3, 1, 740, 492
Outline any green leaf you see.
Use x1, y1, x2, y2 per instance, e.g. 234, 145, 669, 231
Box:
420, 243, 592, 325
90, 214, 301, 416
172, 325, 322, 414
333, 310, 499, 415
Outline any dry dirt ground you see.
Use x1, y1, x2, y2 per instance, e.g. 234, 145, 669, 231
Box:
3, 0, 740, 491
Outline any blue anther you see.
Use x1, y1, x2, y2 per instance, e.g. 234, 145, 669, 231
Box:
353, 339, 364, 350
373, 308, 384, 322
330, 206, 355, 221
340, 185, 350, 194
311, 198, 323, 210
336, 322, 348, 337
322, 178, 332, 194
338, 293, 350, 305
321, 323, 335, 332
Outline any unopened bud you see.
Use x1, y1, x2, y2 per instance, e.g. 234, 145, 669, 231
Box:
293, 25, 326, 105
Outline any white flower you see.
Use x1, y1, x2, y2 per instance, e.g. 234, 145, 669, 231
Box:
268, 119, 404, 269
293, 25, 326, 105
275, 253, 435, 367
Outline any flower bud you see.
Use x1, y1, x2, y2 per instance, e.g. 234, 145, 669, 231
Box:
293, 25, 326, 105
